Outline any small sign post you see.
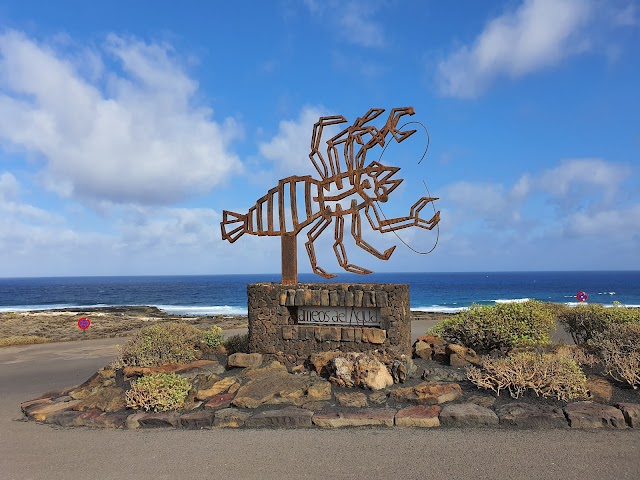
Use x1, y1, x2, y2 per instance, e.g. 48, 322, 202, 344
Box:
77, 317, 91, 338
576, 291, 588, 303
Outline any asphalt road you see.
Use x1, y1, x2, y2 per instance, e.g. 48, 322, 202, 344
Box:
1, 325, 639, 480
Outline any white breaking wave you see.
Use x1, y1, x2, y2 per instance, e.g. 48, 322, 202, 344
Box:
157, 305, 248, 316
0, 303, 108, 313
492, 298, 531, 304
411, 306, 468, 314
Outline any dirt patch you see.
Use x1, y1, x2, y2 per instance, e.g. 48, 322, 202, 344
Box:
0, 306, 248, 345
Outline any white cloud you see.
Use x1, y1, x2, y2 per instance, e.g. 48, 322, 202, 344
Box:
443, 178, 529, 228
0, 172, 60, 222
116, 206, 221, 251
441, 157, 636, 239
0, 31, 243, 206
259, 105, 333, 176
437, 0, 593, 97
0, 171, 19, 198
565, 205, 640, 237
304, 0, 385, 48
538, 158, 630, 204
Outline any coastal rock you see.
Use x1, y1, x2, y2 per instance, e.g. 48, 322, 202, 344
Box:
564, 401, 626, 429
466, 394, 496, 408
227, 353, 263, 368
390, 382, 462, 405
232, 370, 331, 408
246, 407, 314, 428
239, 361, 288, 379
179, 410, 216, 429
413, 340, 432, 360
195, 377, 237, 400
126, 412, 146, 429
312, 408, 396, 428
353, 355, 394, 390
300, 401, 330, 411
421, 366, 467, 383
328, 353, 393, 391
390, 359, 407, 383
416, 336, 448, 363
73, 386, 126, 412
335, 392, 368, 408
446, 343, 481, 367
496, 403, 567, 428
213, 408, 252, 428
368, 391, 388, 405
204, 393, 235, 410
27, 400, 81, 422
330, 356, 356, 387
92, 412, 129, 429
309, 351, 342, 375
306, 381, 332, 401
123, 360, 220, 378
395, 405, 441, 428
48, 410, 83, 427
439, 403, 498, 427
71, 408, 103, 427
136, 412, 180, 428
616, 403, 640, 428
21, 398, 54, 417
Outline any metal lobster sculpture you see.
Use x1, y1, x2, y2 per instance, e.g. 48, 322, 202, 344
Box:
221, 107, 440, 284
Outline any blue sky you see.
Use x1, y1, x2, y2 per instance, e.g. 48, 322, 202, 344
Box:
0, 0, 638, 277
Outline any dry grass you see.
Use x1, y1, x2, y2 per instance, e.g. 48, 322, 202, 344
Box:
0, 306, 248, 347
0, 336, 49, 347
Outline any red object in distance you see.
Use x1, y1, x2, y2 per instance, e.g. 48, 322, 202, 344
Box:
576, 291, 588, 303
77, 317, 91, 330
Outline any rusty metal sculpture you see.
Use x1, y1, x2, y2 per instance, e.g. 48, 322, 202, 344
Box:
221, 107, 440, 284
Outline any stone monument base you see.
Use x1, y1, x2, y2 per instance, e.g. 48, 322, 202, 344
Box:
247, 283, 410, 363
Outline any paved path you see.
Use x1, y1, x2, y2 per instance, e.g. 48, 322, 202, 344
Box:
1, 326, 639, 480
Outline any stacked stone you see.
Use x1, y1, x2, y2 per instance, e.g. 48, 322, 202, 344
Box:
247, 283, 410, 363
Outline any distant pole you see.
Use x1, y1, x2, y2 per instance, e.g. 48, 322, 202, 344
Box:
281, 235, 297, 285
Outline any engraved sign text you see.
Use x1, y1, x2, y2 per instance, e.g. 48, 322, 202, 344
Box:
297, 306, 381, 327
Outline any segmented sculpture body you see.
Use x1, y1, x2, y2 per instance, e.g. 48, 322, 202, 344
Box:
221, 107, 440, 278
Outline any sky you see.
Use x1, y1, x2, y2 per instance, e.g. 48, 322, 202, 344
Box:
0, 0, 638, 278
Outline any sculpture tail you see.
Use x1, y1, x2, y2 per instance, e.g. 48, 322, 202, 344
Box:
221, 210, 247, 243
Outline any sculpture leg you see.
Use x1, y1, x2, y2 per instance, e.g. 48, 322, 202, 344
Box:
305, 215, 336, 279
333, 210, 372, 275
351, 209, 395, 260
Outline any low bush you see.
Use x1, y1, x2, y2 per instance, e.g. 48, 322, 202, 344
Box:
125, 372, 191, 412
429, 300, 556, 352
114, 322, 203, 367
224, 332, 249, 355
467, 351, 588, 401
588, 323, 640, 389
202, 325, 224, 348
558, 304, 640, 344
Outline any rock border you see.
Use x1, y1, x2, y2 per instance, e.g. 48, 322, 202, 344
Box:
20, 352, 640, 431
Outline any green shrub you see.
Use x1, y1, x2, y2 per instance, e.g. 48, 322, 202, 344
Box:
467, 351, 588, 401
224, 332, 249, 355
429, 300, 556, 352
202, 325, 224, 348
588, 323, 640, 389
115, 322, 203, 367
558, 304, 640, 344
125, 372, 191, 412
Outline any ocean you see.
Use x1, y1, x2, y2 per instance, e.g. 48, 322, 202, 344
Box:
1, 271, 638, 316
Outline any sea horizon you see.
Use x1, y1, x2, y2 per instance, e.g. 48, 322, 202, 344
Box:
1, 271, 638, 315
